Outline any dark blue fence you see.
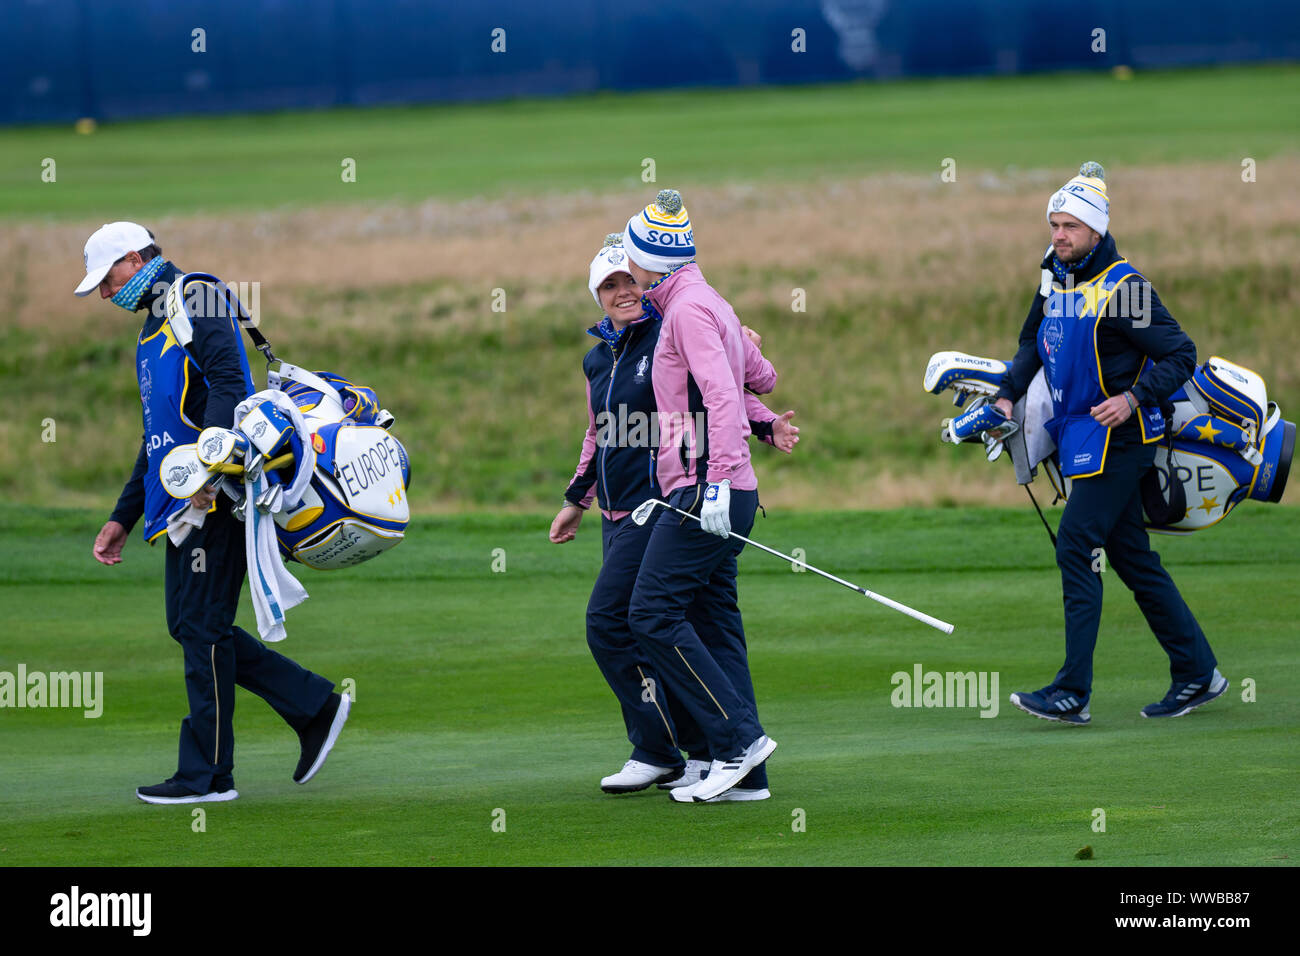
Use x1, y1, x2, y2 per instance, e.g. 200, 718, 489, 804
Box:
3, 0, 1297, 125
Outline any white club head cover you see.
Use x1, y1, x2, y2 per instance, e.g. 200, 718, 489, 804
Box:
158, 444, 213, 499
197, 427, 249, 467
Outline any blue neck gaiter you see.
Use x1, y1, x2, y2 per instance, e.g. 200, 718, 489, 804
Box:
1050, 243, 1098, 284
111, 256, 168, 311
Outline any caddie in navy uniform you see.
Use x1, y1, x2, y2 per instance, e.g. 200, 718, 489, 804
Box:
992, 166, 1227, 724
83, 222, 350, 802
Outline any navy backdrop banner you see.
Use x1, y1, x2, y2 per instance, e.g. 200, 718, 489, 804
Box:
3, 0, 1297, 125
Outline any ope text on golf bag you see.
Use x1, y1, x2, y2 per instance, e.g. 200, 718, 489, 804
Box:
890, 663, 999, 718
596, 406, 708, 458
0, 664, 103, 718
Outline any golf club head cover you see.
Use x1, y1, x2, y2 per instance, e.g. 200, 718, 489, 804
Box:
924, 351, 1010, 397
196, 427, 249, 467
942, 399, 1020, 445
158, 444, 213, 500
239, 400, 294, 458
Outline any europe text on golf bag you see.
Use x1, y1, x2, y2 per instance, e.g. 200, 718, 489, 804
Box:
924, 350, 1294, 534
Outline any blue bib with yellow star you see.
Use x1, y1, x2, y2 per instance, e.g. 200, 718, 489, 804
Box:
135, 286, 255, 542
1037, 259, 1164, 478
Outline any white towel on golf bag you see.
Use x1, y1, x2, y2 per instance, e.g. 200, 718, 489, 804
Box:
165, 501, 209, 546
232, 389, 318, 642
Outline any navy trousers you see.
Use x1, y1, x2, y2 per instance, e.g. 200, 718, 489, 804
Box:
164, 504, 334, 792
628, 485, 767, 776
588, 514, 707, 767
1052, 430, 1217, 696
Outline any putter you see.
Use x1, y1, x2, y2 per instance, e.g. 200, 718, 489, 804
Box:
631, 498, 955, 634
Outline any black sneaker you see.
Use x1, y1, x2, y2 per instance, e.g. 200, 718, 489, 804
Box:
294, 692, 351, 784
136, 778, 238, 804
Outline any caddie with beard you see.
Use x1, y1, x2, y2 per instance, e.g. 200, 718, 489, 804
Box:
81, 222, 349, 803
992, 165, 1227, 724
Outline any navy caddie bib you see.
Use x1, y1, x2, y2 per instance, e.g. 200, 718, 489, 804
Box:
1037, 259, 1164, 478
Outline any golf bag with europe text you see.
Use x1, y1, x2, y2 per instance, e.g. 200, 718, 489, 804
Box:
157, 272, 412, 569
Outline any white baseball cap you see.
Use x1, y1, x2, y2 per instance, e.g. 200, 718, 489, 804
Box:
588, 236, 634, 306
73, 221, 156, 296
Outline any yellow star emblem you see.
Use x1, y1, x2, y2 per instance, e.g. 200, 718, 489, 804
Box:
1196, 496, 1219, 516
1078, 285, 1102, 316
1194, 419, 1223, 442
158, 322, 180, 356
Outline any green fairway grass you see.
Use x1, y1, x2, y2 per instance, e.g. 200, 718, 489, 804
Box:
1, 503, 1295, 866
2, 64, 1297, 219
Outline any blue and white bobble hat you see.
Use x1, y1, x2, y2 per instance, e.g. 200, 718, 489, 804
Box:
1046, 162, 1109, 237
624, 189, 696, 274
588, 233, 634, 306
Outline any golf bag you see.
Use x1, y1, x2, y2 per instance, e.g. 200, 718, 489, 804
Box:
923, 350, 1294, 534
160, 271, 412, 568
262, 363, 411, 569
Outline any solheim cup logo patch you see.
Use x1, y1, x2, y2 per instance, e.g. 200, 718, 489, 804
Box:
1042, 315, 1064, 367
608, 249, 625, 265
635, 355, 649, 382
202, 435, 224, 457
1051, 193, 1066, 211
166, 462, 197, 488
252, 421, 268, 439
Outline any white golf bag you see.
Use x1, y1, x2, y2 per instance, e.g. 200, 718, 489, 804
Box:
240, 363, 412, 569
924, 351, 1294, 534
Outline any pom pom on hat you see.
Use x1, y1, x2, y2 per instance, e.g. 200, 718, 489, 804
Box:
654, 189, 684, 215
603, 233, 623, 248
1078, 161, 1105, 181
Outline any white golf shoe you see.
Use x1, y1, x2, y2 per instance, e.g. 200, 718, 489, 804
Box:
703, 787, 770, 802
600, 760, 682, 794
658, 758, 709, 790
670, 783, 770, 804
691, 735, 777, 802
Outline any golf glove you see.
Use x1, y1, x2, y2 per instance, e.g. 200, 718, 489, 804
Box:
700, 479, 731, 537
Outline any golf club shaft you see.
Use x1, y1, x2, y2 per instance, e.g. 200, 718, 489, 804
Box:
659, 501, 955, 634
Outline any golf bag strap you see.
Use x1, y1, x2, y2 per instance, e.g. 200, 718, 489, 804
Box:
268, 361, 347, 417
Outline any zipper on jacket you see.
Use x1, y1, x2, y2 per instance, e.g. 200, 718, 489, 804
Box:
599, 340, 619, 509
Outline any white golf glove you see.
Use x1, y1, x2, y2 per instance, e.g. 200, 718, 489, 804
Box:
700, 479, 731, 537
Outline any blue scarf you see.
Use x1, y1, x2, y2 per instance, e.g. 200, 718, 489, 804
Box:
596, 314, 629, 348
111, 255, 168, 311
1049, 243, 1098, 284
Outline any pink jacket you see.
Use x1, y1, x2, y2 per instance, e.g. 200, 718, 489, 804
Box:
645, 264, 767, 495
569, 303, 778, 517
